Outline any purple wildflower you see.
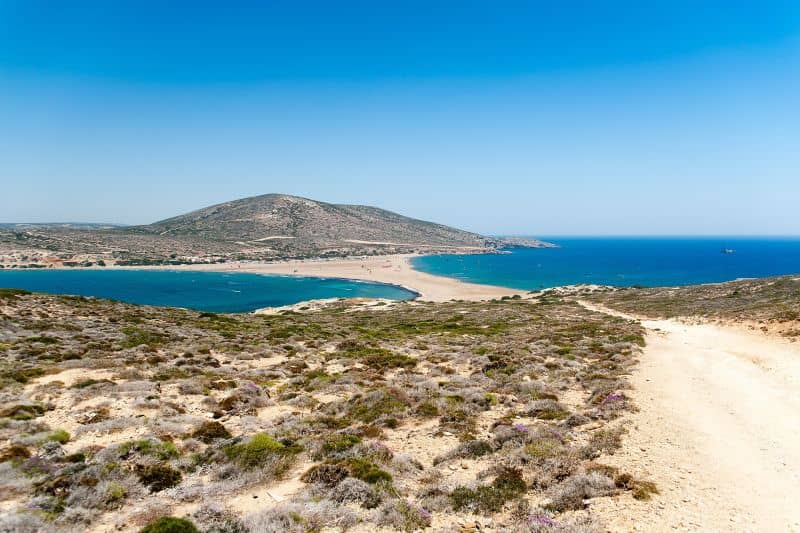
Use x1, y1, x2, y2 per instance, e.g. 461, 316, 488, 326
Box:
528, 514, 558, 527
600, 393, 625, 406
20, 456, 55, 476
547, 428, 565, 442
512, 423, 529, 433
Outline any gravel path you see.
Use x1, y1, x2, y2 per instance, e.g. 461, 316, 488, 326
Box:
581, 301, 800, 532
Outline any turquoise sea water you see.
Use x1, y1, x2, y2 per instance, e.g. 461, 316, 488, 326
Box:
0, 270, 417, 313
412, 237, 800, 290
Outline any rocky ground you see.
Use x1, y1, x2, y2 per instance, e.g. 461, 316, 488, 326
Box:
0, 289, 648, 532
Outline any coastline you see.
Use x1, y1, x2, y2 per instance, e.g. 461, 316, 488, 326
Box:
109, 254, 524, 302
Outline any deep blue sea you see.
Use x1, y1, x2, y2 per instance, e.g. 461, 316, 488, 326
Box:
0, 270, 417, 313
412, 237, 800, 290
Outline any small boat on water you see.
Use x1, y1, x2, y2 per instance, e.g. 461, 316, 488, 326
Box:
721, 248, 736, 255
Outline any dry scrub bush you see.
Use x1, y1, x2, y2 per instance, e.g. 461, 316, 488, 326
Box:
243, 498, 359, 533
545, 472, 616, 512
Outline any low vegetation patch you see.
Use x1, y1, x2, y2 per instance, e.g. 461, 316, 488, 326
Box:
587, 275, 800, 335
450, 467, 527, 513
121, 326, 168, 349
0, 290, 654, 531
190, 420, 231, 443
140, 516, 199, 533
137, 463, 183, 492
224, 433, 302, 468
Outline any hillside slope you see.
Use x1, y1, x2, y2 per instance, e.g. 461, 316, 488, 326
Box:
140, 194, 525, 251
0, 194, 552, 266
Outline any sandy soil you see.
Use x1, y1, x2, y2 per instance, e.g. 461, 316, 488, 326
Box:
581, 301, 800, 531
154, 254, 524, 302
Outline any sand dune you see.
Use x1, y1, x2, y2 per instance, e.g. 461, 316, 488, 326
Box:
165, 254, 524, 302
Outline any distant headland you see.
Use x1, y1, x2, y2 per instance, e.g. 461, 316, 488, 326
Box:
0, 194, 553, 269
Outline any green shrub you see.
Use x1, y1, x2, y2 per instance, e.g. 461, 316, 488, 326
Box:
0, 403, 45, 420
527, 400, 570, 420
322, 434, 361, 455
416, 401, 439, 417
524, 437, 562, 460
301, 462, 349, 486
137, 463, 182, 492
339, 343, 416, 370
301, 368, 333, 390
450, 467, 526, 513
103, 481, 127, 508
224, 433, 301, 468
463, 439, 494, 458
190, 421, 231, 443
121, 327, 166, 349
139, 517, 198, 533
47, 429, 70, 444
343, 458, 392, 484
119, 439, 179, 460
349, 391, 407, 423
65, 452, 86, 463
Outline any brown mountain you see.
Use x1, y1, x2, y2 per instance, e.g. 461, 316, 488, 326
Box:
0, 194, 552, 265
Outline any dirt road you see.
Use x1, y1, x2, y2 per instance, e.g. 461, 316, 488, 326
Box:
581, 302, 800, 532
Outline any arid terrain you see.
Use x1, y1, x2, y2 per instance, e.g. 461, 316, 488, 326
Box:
0, 288, 647, 532
582, 277, 800, 531
1, 272, 799, 532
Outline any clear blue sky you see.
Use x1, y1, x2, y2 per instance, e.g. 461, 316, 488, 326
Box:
1, 1, 799, 235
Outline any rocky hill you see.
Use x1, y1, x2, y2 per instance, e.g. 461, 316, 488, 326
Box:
0, 194, 552, 267
139, 194, 544, 251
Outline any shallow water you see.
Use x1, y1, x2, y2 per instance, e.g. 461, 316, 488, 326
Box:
0, 269, 417, 312
412, 237, 800, 290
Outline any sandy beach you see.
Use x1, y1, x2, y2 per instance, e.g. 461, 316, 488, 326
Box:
154, 254, 524, 302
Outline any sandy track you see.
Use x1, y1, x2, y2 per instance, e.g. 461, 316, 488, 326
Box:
582, 302, 800, 532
